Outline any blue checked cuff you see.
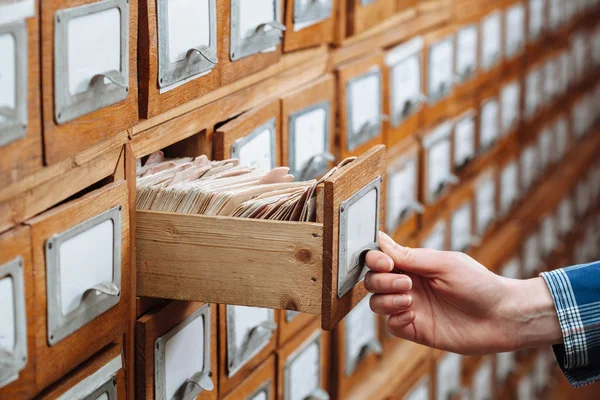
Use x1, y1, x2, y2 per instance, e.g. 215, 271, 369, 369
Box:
540, 261, 600, 387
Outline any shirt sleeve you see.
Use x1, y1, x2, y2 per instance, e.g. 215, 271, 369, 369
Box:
540, 261, 600, 387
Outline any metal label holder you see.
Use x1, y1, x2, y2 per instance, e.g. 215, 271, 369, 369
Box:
427, 38, 454, 104
230, 0, 284, 61
0, 21, 28, 148
283, 331, 329, 400
337, 177, 381, 298
0, 257, 27, 388
293, 0, 332, 25
390, 54, 423, 128
455, 24, 477, 84
45, 205, 122, 345
81, 376, 118, 400
53, 0, 130, 124
226, 306, 276, 377
343, 298, 382, 376
247, 379, 272, 400
345, 69, 383, 152
157, 0, 218, 88
288, 100, 331, 180
57, 354, 122, 400
155, 304, 213, 400
386, 155, 423, 233
230, 117, 277, 170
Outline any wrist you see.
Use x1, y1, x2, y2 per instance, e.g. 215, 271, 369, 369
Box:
502, 277, 563, 351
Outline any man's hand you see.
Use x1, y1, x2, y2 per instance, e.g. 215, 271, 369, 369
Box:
365, 232, 563, 355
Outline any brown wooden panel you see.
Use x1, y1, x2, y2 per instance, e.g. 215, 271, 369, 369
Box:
222, 355, 276, 400
283, 0, 334, 52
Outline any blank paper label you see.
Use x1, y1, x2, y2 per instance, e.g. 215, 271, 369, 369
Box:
165, 315, 205, 400
476, 177, 496, 235
345, 189, 378, 273
59, 219, 115, 315
387, 158, 417, 232
0, 277, 16, 352
528, 0, 544, 40
239, 0, 276, 40
67, 7, 121, 95
167, 0, 211, 63
454, 114, 475, 167
523, 234, 540, 276
288, 341, 320, 400
472, 360, 492, 400
456, 26, 477, 78
481, 12, 501, 69
428, 39, 453, 99
500, 161, 518, 213
0, 33, 16, 112
391, 56, 421, 124
427, 139, 451, 201
293, 107, 327, 173
231, 306, 271, 351
501, 82, 521, 134
238, 128, 274, 171
349, 71, 381, 137
505, 4, 525, 58
496, 352, 515, 383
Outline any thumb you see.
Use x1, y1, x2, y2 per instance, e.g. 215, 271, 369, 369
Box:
378, 232, 447, 277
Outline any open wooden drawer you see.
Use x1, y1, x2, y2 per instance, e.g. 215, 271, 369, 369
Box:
136, 145, 386, 330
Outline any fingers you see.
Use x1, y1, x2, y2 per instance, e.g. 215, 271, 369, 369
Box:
364, 271, 412, 294
365, 250, 394, 272
378, 232, 447, 277
387, 310, 416, 332
370, 293, 412, 315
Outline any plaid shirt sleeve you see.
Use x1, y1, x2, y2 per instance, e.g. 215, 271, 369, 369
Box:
540, 261, 600, 387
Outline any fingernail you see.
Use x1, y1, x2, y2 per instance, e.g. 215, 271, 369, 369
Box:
376, 258, 394, 272
393, 277, 412, 290
393, 295, 412, 307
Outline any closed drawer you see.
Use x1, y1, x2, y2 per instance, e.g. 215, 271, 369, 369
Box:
277, 319, 331, 400
223, 354, 276, 400
384, 136, 422, 242
283, 0, 334, 52
38, 343, 126, 399
338, 0, 396, 39
446, 180, 475, 253
214, 99, 281, 170
336, 52, 386, 160
423, 27, 455, 126
280, 75, 336, 181
276, 310, 318, 347
136, 145, 386, 330
40, 0, 138, 164
0, 1, 42, 185
220, 0, 284, 85
0, 226, 35, 399
453, 14, 481, 98
218, 305, 277, 397
138, 0, 223, 118
332, 295, 382, 399
383, 37, 425, 147
136, 301, 217, 400
27, 180, 130, 391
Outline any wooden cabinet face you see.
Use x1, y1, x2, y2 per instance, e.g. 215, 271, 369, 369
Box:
283, 0, 334, 52
223, 355, 276, 400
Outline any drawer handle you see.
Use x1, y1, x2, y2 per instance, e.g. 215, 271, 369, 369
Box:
255, 20, 286, 34
409, 201, 425, 214
177, 370, 214, 400
0, 106, 16, 120
358, 338, 383, 361
357, 115, 386, 138
186, 45, 218, 65
82, 281, 120, 298
306, 387, 330, 400
90, 70, 128, 90
298, 152, 335, 181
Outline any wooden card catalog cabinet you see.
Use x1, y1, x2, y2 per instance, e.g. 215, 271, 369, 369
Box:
283, 0, 334, 52
470, 358, 493, 400
435, 353, 463, 400
333, 295, 382, 399
447, 182, 474, 253
219, 305, 277, 397
503, 1, 526, 66
500, 71, 522, 138
473, 168, 497, 239
423, 28, 455, 126
136, 301, 217, 400
41, 0, 138, 164
477, 92, 500, 153
277, 311, 318, 347
214, 100, 281, 169
385, 137, 422, 242
38, 344, 125, 400
451, 100, 477, 174
223, 355, 275, 400
0, 227, 35, 399
420, 120, 457, 219
277, 320, 330, 400
338, 0, 395, 39
0, 1, 42, 186
453, 17, 480, 96
138, 0, 222, 118
384, 37, 425, 147
136, 145, 386, 330
281, 75, 335, 181
527, 0, 545, 48
28, 181, 130, 391
479, 9, 503, 78
336, 52, 385, 159
220, 0, 284, 85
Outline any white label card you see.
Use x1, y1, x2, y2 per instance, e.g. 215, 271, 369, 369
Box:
472, 359, 493, 400
525, 69, 541, 119
293, 107, 327, 173
345, 188, 378, 273
422, 221, 446, 250
345, 296, 377, 373
427, 139, 451, 202
239, 0, 276, 40
59, 219, 115, 315
428, 39, 454, 99
67, 8, 121, 95
391, 55, 421, 124
479, 100, 499, 150
537, 128, 553, 171
500, 161, 518, 214
289, 340, 320, 400
165, 315, 205, 400
456, 25, 478, 79
349, 70, 381, 138
528, 0, 544, 41
436, 353, 461, 400
0, 33, 16, 113
451, 203, 472, 251
238, 128, 274, 171
476, 176, 496, 235
505, 4, 525, 58
501, 82, 521, 134
167, 0, 211, 63
0, 277, 16, 352
517, 374, 534, 400
541, 215, 557, 256
386, 158, 417, 232
454, 113, 475, 167
481, 12, 501, 70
